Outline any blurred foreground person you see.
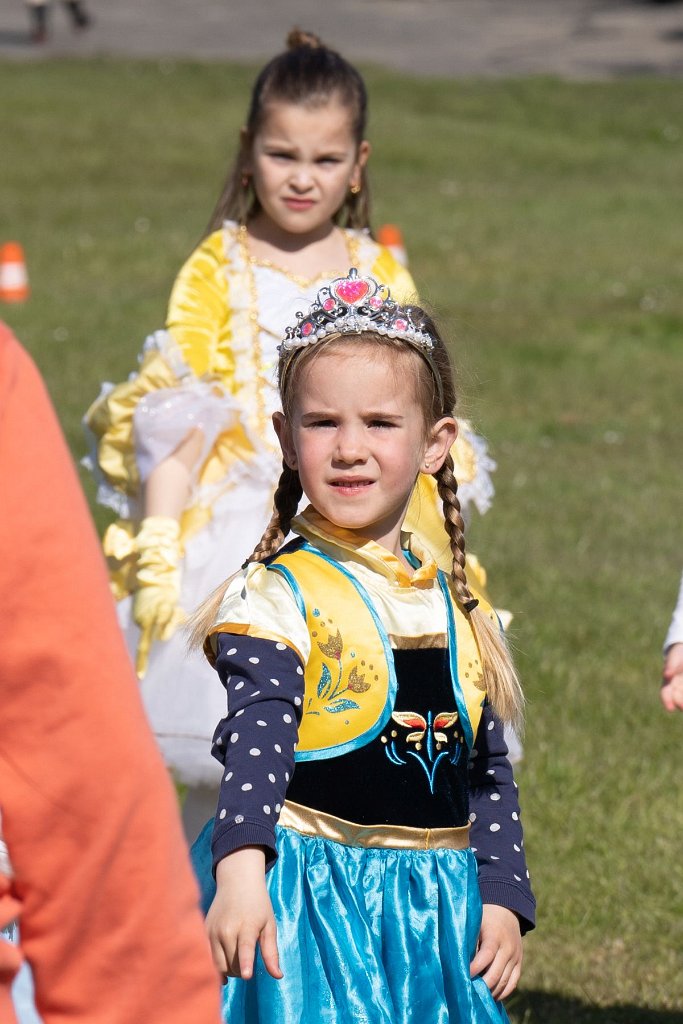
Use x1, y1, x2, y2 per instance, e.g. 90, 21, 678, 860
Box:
661, 571, 683, 712
0, 322, 220, 1024
24, 0, 90, 43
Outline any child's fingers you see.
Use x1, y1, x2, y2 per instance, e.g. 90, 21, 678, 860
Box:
472, 938, 522, 1000
259, 918, 283, 979
487, 951, 516, 1000
495, 960, 522, 1002
236, 933, 258, 980
208, 932, 231, 978
208, 922, 251, 979
660, 683, 676, 711
469, 934, 496, 978
478, 949, 506, 995
660, 679, 683, 711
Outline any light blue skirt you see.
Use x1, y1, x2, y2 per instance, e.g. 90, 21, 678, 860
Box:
2, 926, 43, 1024
192, 816, 509, 1024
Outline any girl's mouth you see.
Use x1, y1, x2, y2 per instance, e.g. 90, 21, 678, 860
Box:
283, 198, 315, 210
330, 479, 373, 491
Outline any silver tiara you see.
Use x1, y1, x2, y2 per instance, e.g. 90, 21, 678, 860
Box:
280, 268, 436, 354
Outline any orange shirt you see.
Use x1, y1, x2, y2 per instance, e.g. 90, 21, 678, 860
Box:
0, 324, 220, 1023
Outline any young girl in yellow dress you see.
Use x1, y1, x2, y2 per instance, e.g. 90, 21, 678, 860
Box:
190, 270, 534, 1022
84, 31, 495, 831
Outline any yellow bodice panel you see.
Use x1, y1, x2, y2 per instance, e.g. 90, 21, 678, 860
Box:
267, 542, 488, 760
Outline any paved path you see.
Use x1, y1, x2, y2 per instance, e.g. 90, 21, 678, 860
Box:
1, 0, 682, 77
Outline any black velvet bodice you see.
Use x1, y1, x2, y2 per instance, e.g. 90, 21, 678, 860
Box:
286, 646, 470, 828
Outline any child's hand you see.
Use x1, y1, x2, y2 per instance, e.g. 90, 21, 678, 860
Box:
662, 643, 683, 712
207, 846, 283, 982
470, 904, 522, 1001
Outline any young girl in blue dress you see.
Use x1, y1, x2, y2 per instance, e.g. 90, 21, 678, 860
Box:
84, 32, 497, 836
190, 269, 535, 1022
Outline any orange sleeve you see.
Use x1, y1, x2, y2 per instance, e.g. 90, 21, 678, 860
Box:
0, 324, 220, 1023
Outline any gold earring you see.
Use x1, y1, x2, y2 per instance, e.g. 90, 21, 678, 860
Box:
349, 183, 362, 195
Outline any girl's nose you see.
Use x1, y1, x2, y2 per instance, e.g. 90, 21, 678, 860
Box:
334, 429, 367, 464
290, 165, 314, 191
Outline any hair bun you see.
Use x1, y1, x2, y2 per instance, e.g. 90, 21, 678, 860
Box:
286, 28, 324, 51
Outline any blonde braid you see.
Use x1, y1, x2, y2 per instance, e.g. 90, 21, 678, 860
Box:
435, 456, 525, 729
435, 453, 471, 600
187, 464, 302, 652
244, 464, 303, 565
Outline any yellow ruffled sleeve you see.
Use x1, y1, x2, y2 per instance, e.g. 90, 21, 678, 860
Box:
166, 228, 236, 384
84, 346, 182, 500
369, 246, 418, 305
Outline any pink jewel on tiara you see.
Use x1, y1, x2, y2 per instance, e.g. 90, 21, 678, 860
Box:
280, 267, 436, 355
333, 277, 370, 305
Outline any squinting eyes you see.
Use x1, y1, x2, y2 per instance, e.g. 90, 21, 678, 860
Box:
303, 421, 399, 430
265, 153, 345, 164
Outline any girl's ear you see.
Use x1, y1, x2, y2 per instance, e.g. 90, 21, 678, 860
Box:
272, 411, 298, 470
350, 140, 371, 189
240, 125, 253, 173
422, 416, 458, 475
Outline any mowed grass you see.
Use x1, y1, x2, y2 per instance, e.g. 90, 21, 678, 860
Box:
1, 61, 682, 1022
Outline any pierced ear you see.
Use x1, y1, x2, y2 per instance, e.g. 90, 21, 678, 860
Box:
422, 416, 458, 474
272, 411, 298, 469
357, 139, 371, 169
349, 140, 371, 190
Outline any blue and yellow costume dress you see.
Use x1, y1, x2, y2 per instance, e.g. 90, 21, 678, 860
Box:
192, 509, 534, 1023
84, 223, 496, 787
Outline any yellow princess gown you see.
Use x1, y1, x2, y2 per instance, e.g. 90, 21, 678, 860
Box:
84, 222, 496, 787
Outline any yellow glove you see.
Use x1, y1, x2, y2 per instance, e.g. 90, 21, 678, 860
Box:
132, 516, 186, 678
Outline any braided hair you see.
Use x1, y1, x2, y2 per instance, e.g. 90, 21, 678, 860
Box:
277, 325, 524, 727
191, 314, 524, 727
243, 464, 303, 566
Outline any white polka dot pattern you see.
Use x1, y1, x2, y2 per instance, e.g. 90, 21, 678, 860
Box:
467, 702, 534, 930
209, 636, 534, 930
211, 633, 305, 872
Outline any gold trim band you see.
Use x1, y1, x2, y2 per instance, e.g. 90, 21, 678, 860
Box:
279, 800, 470, 851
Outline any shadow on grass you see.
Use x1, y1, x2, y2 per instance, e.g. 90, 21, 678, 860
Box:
509, 991, 683, 1024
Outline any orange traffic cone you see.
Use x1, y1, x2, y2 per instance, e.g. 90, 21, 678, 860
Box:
0, 242, 30, 303
377, 224, 408, 268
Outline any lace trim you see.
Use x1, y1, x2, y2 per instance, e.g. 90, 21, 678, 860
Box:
457, 426, 497, 521
235, 222, 362, 289
82, 331, 199, 519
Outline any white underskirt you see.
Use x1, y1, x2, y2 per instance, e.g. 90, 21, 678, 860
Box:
119, 476, 276, 788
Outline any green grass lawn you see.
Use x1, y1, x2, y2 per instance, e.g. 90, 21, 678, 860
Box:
1, 61, 682, 1021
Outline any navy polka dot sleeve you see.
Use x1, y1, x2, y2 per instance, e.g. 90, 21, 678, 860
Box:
210, 633, 305, 873
468, 703, 536, 933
